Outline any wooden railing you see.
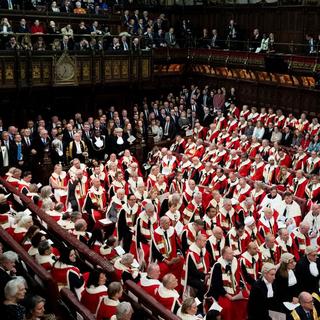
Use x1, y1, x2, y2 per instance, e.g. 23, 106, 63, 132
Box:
0, 177, 179, 320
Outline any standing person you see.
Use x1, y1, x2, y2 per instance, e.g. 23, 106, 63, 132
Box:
248, 263, 277, 320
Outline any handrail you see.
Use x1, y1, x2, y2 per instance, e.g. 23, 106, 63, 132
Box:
0, 177, 115, 276
0, 226, 60, 309
125, 280, 180, 320
60, 288, 96, 320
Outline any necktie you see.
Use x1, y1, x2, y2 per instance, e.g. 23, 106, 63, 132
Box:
269, 248, 275, 262
26, 138, 30, 146
147, 219, 151, 230
306, 312, 312, 320
268, 220, 273, 233
17, 143, 22, 160
163, 230, 169, 252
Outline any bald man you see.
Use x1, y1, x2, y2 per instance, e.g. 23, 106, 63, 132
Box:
289, 291, 320, 320
206, 226, 225, 264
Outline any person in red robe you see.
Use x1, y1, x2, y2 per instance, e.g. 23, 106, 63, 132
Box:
155, 273, 181, 313
206, 246, 247, 320
181, 234, 211, 305
291, 170, 309, 199
96, 282, 122, 320
80, 270, 108, 315
151, 216, 184, 281
138, 263, 161, 298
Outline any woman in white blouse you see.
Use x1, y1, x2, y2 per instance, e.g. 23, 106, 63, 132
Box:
252, 121, 265, 140
274, 253, 299, 307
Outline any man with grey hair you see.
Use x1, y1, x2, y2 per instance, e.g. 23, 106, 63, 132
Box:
289, 291, 320, 320
113, 301, 133, 320
152, 216, 183, 281
182, 191, 203, 225
135, 202, 158, 266
0, 251, 18, 301
296, 245, 320, 294
138, 263, 161, 297
248, 262, 276, 320
114, 253, 140, 283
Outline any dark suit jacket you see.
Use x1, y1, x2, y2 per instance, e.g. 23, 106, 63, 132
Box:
281, 132, 293, 147
162, 121, 176, 140
295, 256, 320, 294
248, 278, 276, 320
0, 267, 12, 302
288, 305, 319, 320
11, 142, 27, 166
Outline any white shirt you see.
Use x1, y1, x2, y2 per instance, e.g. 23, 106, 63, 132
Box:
263, 277, 274, 298
288, 270, 297, 287
309, 261, 319, 277
75, 141, 82, 154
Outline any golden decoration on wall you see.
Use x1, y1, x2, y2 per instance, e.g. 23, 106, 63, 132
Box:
95, 61, 100, 81
43, 65, 50, 80
104, 61, 112, 80
121, 60, 128, 79
54, 52, 77, 86
142, 59, 150, 78
113, 60, 120, 79
5, 64, 14, 81
83, 62, 90, 80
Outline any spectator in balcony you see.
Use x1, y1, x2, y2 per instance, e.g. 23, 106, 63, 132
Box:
90, 21, 103, 36
143, 27, 155, 50
109, 37, 121, 51
306, 33, 316, 55
136, 18, 145, 35
198, 28, 210, 49
74, 38, 88, 51
0, 0, 14, 10
50, 1, 60, 12
61, 24, 73, 38
258, 33, 269, 53
34, 37, 46, 51
165, 27, 178, 48
51, 38, 62, 51
127, 19, 136, 36
61, 35, 73, 51
1, 277, 27, 320
60, 0, 72, 13
122, 10, 130, 28
249, 28, 261, 52
16, 19, 29, 34
269, 32, 275, 52
76, 21, 89, 37
89, 38, 103, 51
73, 1, 86, 14
0, 18, 13, 35
210, 29, 221, 49
31, 20, 45, 35
120, 35, 129, 51
132, 9, 140, 25
47, 21, 60, 35
132, 37, 140, 52
154, 29, 167, 48
5, 36, 20, 50
226, 19, 239, 50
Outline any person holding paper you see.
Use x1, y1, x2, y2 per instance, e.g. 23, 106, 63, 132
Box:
288, 292, 320, 320
273, 253, 299, 314
248, 262, 277, 320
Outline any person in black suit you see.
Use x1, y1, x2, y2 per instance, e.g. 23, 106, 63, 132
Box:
109, 128, 129, 156
62, 124, 75, 150
11, 134, 27, 169
2, 131, 15, 166
91, 130, 106, 161
16, 19, 29, 33
248, 262, 277, 320
202, 107, 213, 127
262, 122, 274, 141
31, 129, 51, 165
295, 245, 320, 294
162, 116, 175, 141
289, 291, 320, 320
120, 35, 130, 52
281, 127, 293, 147
273, 252, 299, 313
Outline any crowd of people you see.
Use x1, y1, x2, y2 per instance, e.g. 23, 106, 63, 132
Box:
1, 84, 320, 320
